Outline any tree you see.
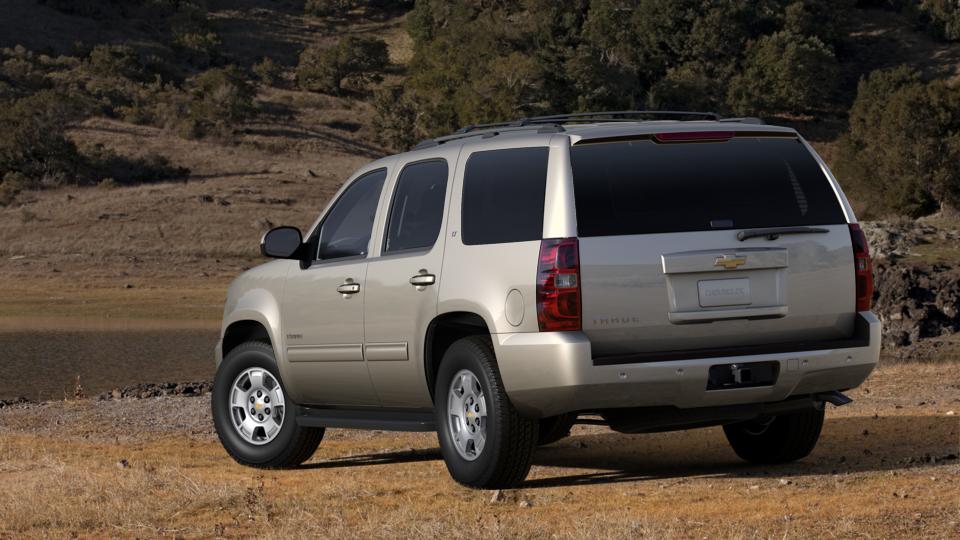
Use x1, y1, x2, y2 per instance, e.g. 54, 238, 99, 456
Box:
296, 36, 389, 95
834, 66, 960, 217
727, 31, 839, 115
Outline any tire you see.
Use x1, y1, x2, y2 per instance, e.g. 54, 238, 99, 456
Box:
213, 341, 324, 468
723, 407, 825, 465
537, 413, 577, 446
434, 336, 539, 489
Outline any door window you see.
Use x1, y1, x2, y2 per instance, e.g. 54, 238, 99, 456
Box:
383, 159, 449, 253
316, 168, 387, 261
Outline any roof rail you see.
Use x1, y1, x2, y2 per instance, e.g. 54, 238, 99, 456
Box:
412, 110, 722, 150
718, 116, 765, 125
515, 110, 720, 126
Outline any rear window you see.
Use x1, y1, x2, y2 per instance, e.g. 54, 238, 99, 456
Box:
462, 147, 549, 245
570, 137, 846, 237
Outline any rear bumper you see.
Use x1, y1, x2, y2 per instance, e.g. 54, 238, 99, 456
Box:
494, 311, 881, 418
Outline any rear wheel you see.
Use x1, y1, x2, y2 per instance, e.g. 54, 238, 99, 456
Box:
537, 413, 577, 446
435, 336, 539, 488
723, 407, 825, 464
213, 341, 323, 468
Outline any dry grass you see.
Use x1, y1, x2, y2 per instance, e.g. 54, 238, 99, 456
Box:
0, 364, 957, 539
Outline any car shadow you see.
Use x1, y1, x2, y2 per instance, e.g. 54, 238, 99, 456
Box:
524, 415, 959, 489
296, 415, 958, 488
300, 448, 441, 470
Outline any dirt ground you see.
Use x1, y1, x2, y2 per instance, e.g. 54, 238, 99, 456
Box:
0, 362, 956, 539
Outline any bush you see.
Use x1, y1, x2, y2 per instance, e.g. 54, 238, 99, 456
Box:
296, 36, 389, 95
0, 91, 84, 190
153, 66, 255, 139
834, 66, 960, 217
170, 4, 222, 68
252, 57, 282, 86
304, 0, 355, 16
85, 44, 147, 81
727, 31, 839, 115
919, 0, 960, 41
372, 85, 419, 151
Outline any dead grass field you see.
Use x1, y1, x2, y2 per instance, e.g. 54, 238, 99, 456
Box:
0, 363, 957, 539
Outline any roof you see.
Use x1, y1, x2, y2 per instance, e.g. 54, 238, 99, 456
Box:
399, 111, 798, 159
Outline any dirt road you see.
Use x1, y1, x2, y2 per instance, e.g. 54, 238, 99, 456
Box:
0, 363, 957, 539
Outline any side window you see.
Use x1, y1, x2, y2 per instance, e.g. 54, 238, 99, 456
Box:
316, 168, 387, 261
461, 147, 549, 245
383, 159, 449, 253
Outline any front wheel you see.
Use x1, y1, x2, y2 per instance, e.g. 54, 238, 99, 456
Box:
723, 407, 825, 464
435, 336, 539, 488
212, 341, 323, 468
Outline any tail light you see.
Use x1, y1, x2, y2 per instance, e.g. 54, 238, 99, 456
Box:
848, 223, 874, 311
537, 238, 581, 331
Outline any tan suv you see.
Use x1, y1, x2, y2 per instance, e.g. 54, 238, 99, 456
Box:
212, 111, 881, 488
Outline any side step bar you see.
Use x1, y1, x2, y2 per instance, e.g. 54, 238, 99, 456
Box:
297, 407, 436, 432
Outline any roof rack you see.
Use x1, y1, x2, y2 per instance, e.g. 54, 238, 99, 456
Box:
413, 110, 722, 150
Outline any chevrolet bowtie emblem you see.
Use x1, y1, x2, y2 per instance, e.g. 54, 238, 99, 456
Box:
714, 254, 747, 270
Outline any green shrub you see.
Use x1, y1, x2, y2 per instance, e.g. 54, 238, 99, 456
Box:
296, 36, 389, 95
834, 66, 960, 217
919, 0, 960, 41
253, 57, 282, 86
727, 31, 839, 115
150, 66, 255, 139
372, 85, 419, 151
0, 91, 84, 189
85, 44, 147, 81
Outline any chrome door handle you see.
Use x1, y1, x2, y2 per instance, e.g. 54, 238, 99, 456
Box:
409, 273, 436, 287
337, 282, 360, 294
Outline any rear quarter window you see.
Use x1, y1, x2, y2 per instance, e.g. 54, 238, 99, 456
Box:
461, 147, 549, 245
570, 137, 846, 237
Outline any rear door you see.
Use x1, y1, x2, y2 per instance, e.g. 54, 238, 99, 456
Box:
364, 155, 454, 408
570, 134, 855, 360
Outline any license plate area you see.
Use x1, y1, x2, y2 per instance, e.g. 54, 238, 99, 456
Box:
706, 361, 779, 390
698, 278, 751, 307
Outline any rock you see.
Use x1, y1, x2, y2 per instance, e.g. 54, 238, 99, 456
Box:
97, 381, 213, 401
518, 499, 532, 508
946, 411, 955, 416
0, 397, 34, 409
490, 490, 504, 503
198, 194, 214, 203
123, 283, 134, 289
116, 459, 130, 469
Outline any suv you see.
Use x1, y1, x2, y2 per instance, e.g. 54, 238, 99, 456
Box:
212, 111, 880, 489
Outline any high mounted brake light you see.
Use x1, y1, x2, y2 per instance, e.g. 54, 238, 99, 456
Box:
537, 238, 581, 331
653, 131, 734, 143
848, 223, 874, 312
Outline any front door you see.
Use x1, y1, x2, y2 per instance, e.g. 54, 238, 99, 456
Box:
364, 158, 452, 408
280, 168, 388, 406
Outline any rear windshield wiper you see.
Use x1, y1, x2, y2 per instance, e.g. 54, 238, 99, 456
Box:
737, 226, 830, 241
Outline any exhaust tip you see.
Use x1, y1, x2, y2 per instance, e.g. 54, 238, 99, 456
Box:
815, 390, 853, 407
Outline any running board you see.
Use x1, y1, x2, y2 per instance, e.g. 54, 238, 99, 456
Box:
297, 407, 436, 432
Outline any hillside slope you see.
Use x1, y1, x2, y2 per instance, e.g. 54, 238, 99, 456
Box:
1, 2, 959, 320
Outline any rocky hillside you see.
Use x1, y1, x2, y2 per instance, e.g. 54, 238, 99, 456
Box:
864, 219, 960, 360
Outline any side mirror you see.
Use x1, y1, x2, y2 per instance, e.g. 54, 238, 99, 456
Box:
261, 226, 303, 259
